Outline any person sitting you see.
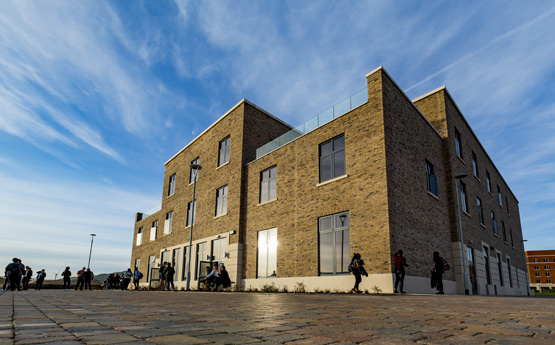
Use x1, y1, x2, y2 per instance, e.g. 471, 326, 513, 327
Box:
205, 262, 222, 291
220, 264, 231, 290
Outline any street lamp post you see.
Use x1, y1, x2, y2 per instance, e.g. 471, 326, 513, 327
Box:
185, 163, 202, 291
87, 234, 96, 269
454, 173, 469, 295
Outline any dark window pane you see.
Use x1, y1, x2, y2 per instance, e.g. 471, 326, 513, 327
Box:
260, 181, 269, 203
333, 135, 345, 151
335, 213, 349, 228
334, 149, 345, 177
320, 156, 332, 182
319, 216, 332, 232
319, 232, 333, 274
320, 141, 332, 156
269, 178, 276, 200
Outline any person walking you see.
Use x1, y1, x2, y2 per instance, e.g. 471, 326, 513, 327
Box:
35, 269, 46, 290
5, 258, 24, 291
22, 266, 33, 290
352, 259, 368, 293
83, 268, 94, 290
432, 251, 445, 294
165, 263, 175, 291
121, 268, 133, 290
393, 250, 408, 293
75, 267, 86, 290
62, 267, 72, 290
133, 267, 142, 290
159, 262, 168, 290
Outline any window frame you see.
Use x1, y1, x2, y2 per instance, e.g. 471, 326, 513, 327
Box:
486, 171, 492, 193
472, 151, 479, 178
164, 212, 173, 234
477, 197, 484, 225
319, 134, 346, 183
190, 157, 199, 184
491, 211, 498, 236
168, 173, 176, 196
257, 228, 278, 278
151, 220, 158, 240
136, 227, 143, 246
455, 127, 463, 159
260, 166, 277, 203
460, 181, 468, 213
218, 136, 230, 167
497, 186, 503, 207
215, 185, 228, 217
318, 211, 350, 275
426, 160, 438, 196
187, 200, 196, 227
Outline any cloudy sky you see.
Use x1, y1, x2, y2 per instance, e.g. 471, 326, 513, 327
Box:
1, 1, 554, 276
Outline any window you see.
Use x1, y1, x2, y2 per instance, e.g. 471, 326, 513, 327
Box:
218, 136, 230, 167
168, 174, 176, 196
491, 211, 498, 236
161, 250, 170, 266
472, 151, 479, 177
546, 272, 551, 277
547, 279, 552, 284
319, 211, 350, 275
260, 166, 277, 203
497, 253, 503, 286
187, 200, 196, 226
455, 127, 463, 158
147, 255, 155, 281
507, 258, 513, 288
215, 185, 228, 216
506, 197, 509, 215
172, 248, 181, 281
181, 246, 189, 281
477, 198, 484, 225
510, 229, 514, 247
534, 265, 539, 270
544, 258, 549, 262
483, 246, 491, 285
536, 279, 541, 283
319, 135, 346, 183
426, 160, 438, 196
497, 186, 503, 207
460, 182, 468, 213
196, 242, 207, 279
486, 171, 492, 193
545, 265, 550, 270
134, 258, 140, 272
162, 212, 172, 234
535, 272, 541, 277
190, 157, 199, 184
136, 227, 143, 246
212, 238, 227, 263
502, 221, 507, 242
533, 259, 539, 263
258, 228, 277, 278
150, 220, 158, 240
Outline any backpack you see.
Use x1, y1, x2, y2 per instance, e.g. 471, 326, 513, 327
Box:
138, 272, 144, 279
443, 259, 450, 271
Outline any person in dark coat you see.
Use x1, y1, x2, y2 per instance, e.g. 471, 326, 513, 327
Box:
165, 264, 175, 291
83, 268, 94, 290
220, 265, 231, 289
393, 250, 408, 293
35, 269, 46, 290
62, 267, 72, 290
5, 258, 24, 291
432, 251, 445, 294
352, 258, 368, 293
22, 266, 33, 290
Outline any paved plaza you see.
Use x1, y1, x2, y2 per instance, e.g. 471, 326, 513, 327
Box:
0, 290, 554, 345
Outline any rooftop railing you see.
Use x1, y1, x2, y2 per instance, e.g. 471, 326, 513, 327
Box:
141, 205, 161, 220
255, 87, 368, 159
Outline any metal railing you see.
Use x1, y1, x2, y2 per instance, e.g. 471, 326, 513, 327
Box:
255, 87, 367, 159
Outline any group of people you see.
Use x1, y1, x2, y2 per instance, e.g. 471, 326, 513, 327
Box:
203, 262, 232, 291
101, 268, 143, 290
61, 267, 95, 290
3, 258, 47, 291
158, 262, 176, 290
350, 250, 448, 294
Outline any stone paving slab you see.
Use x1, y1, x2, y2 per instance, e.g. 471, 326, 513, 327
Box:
0, 290, 554, 344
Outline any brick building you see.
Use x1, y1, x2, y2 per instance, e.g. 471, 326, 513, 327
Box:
526, 250, 555, 292
130, 67, 528, 295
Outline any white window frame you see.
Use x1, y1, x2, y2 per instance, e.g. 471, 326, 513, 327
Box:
136, 227, 143, 246
168, 173, 176, 196
215, 185, 228, 216
187, 200, 196, 227
164, 211, 173, 234
257, 228, 278, 278
150, 220, 158, 241
260, 166, 277, 203
218, 136, 230, 167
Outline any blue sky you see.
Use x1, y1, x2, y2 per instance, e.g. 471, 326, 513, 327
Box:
1, 1, 554, 276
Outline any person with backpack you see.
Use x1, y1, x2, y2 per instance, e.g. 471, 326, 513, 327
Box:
349, 253, 367, 293
165, 263, 175, 291
393, 250, 408, 293
133, 267, 143, 290
5, 258, 24, 291
431, 251, 447, 294
121, 268, 133, 290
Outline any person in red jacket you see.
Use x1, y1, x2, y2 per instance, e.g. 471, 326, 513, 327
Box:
393, 250, 408, 293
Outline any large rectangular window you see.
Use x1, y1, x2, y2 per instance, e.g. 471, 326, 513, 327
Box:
164, 212, 173, 234
147, 255, 155, 281
460, 182, 468, 213
491, 211, 498, 236
136, 227, 143, 246
510, 229, 514, 247
260, 166, 277, 203
319, 134, 345, 183
172, 248, 181, 281
150, 220, 158, 241
319, 211, 350, 275
497, 186, 503, 207
215, 185, 228, 216
502, 221, 507, 242
497, 253, 504, 286
187, 200, 196, 226
426, 160, 438, 196
486, 171, 492, 193
168, 173, 176, 196
196, 242, 208, 279
507, 258, 513, 288
477, 197, 484, 225
455, 127, 463, 158
472, 151, 479, 177
181, 246, 188, 281
218, 136, 230, 167
483, 246, 491, 285
257, 228, 277, 278
212, 238, 227, 263
506, 197, 510, 215
134, 258, 140, 272
190, 157, 199, 184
